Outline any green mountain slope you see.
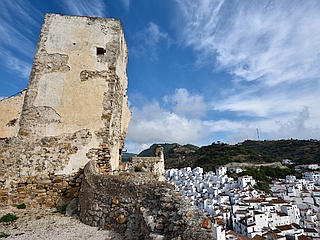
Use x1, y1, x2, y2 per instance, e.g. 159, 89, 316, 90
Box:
136, 139, 320, 170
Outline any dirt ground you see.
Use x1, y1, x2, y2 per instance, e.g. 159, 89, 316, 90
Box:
0, 206, 123, 240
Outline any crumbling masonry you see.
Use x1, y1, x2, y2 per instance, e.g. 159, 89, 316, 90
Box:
0, 14, 213, 239
0, 13, 131, 207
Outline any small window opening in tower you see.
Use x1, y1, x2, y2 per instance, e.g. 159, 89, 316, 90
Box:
96, 47, 106, 55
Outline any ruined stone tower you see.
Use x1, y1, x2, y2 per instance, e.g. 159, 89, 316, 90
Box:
19, 13, 131, 173
0, 14, 214, 239
0, 14, 131, 206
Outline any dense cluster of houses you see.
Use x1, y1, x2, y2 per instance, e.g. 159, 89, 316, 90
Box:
166, 165, 320, 240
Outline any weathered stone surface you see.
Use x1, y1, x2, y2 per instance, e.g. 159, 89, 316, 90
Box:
0, 90, 26, 138
0, 13, 130, 207
127, 145, 165, 181
66, 198, 79, 217
79, 160, 214, 239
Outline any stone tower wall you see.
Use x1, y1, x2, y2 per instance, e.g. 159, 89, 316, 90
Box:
0, 14, 131, 207
19, 14, 131, 172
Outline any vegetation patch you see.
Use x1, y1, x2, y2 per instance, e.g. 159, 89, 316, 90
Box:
55, 205, 67, 214
17, 203, 26, 209
237, 166, 296, 194
0, 213, 19, 223
141, 140, 320, 170
0, 232, 10, 238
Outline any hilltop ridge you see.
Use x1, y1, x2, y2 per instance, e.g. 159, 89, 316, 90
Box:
136, 139, 320, 170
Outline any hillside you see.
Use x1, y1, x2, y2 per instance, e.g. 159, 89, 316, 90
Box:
136, 139, 320, 170
137, 143, 199, 168
239, 139, 320, 164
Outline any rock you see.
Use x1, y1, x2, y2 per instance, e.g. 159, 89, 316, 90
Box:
149, 233, 165, 240
115, 214, 126, 224
0, 190, 8, 196
168, 223, 174, 232
155, 223, 164, 230
112, 196, 119, 205
186, 210, 193, 218
66, 198, 79, 217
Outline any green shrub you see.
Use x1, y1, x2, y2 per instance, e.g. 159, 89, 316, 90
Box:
0, 213, 19, 222
0, 232, 10, 238
17, 203, 26, 209
56, 205, 67, 214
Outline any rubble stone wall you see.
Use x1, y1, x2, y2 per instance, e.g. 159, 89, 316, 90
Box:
0, 130, 90, 207
79, 160, 214, 240
127, 144, 165, 181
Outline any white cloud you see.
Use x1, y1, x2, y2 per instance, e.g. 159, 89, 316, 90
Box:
173, 0, 320, 145
0, 21, 35, 57
3, 52, 31, 79
62, 0, 107, 18
164, 88, 206, 118
126, 89, 210, 152
132, 22, 172, 60
177, 0, 320, 86
0, 0, 41, 85
272, 106, 320, 140
203, 105, 320, 145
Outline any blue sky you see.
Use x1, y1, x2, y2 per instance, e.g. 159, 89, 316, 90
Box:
1, 0, 320, 153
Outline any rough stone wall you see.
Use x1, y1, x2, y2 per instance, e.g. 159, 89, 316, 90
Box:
0, 14, 130, 207
0, 129, 90, 207
0, 90, 26, 138
128, 145, 165, 181
79, 161, 214, 240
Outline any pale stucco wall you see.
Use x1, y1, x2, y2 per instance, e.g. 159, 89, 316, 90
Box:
31, 15, 118, 136
17, 14, 131, 175
0, 90, 25, 138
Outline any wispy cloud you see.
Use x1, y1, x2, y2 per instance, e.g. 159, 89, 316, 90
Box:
163, 88, 206, 118
174, 0, 320, 144
1, 51, 31, 79
177, 0, 320, 86
0, 0, 42, 85
132, 22, 172, 60
126, 89, 209, 152
61, 0, 107, 18
126, 83, 320, 152
121, 0, 130, 12
203, 105, 320, 144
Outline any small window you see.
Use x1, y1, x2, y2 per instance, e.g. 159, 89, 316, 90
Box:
96, 47, 105, 55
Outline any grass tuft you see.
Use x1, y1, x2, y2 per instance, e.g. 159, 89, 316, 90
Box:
0, 232, 10, 238
0, 213, 19, 223
55, 205, 67, 214
17, 203, 26, 209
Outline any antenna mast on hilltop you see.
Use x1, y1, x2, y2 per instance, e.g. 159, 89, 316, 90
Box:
256, 128, 260, 141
